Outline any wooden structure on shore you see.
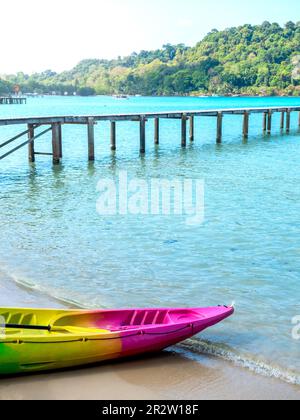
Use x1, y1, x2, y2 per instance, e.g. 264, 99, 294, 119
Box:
0, 106, 299, 164
0, 97, 27, 105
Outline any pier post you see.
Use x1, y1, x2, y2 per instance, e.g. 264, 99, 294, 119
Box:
52, 123, 61, 164
181, 113, 187, 147
280, 112, 285, 130
28, 124, 35, 163
189, 116, 194, 142
87, 117, 95, 161
154, 118, 159, 145
286, 110, 291, 133
140, 116, 146, 154
267, 111, 272, 134
110, 121, 116, 151
58, 123, 63, 158
217, 112, 223, 143
243, 112, 249, 138
263, 113, 267, 132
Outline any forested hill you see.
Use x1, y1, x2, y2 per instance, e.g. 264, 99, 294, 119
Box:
2, 21, 300, 96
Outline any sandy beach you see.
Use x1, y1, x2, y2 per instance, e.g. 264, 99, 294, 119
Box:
0, 275, 299, 400
0, 348, 299, 400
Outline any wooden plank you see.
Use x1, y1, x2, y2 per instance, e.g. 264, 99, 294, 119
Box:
189, 116, 194, 142
87, 117, 95, 161
154, 118, 159, 145
28, 124, 35, 163
181, 113, 187, 147
0, 127, 52, 161
0, 127, 33, 149
52, 123, 61, 164
140, 116, 146, 154
111, 121, 116, 151
217, 112, 223, 143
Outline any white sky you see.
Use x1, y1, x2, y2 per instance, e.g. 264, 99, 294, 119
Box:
1, 0, 299, 74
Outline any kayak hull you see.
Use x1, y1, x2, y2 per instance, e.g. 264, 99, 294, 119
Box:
0, 306, 234, 375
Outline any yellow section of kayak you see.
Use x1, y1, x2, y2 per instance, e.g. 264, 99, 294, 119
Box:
0, 308, 122, 375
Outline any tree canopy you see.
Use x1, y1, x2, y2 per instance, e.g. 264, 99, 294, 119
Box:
1, 22, 300, 96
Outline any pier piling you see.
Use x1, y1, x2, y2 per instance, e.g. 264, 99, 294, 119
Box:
243, 112, 249, 138
286, 110, 291, 133
181, 114, 187, 147
52, 123, 61, 164
140, 116, 146, 154
267, 112, 272, 134
58, 124, 63, 158
217, 112, 223, 143
280, 112, 285, 130
28, 124, 35, 163
189, 116, 194, 142
110, 121, 116, 151
263, 113, 267, 132
154, 118, 159, 145
87, 117, 95, 161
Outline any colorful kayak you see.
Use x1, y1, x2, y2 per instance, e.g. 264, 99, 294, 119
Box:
0, 306, 234, 375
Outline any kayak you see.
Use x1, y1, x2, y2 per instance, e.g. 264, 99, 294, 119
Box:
0, 305, 234, 375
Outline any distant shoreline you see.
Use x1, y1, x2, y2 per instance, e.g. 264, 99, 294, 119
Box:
23, 93, 300, 99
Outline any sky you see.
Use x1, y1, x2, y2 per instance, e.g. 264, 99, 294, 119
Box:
1, 0, 300, 74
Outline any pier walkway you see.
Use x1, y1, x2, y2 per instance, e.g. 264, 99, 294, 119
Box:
0, 106, 299, 164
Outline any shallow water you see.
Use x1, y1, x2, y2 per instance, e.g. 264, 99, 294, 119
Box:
0, 96, 300, 384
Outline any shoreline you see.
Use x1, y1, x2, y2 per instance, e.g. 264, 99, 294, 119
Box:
0, 272, 299, 400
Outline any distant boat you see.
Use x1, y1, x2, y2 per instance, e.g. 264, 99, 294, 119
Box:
113, 94, 129, 99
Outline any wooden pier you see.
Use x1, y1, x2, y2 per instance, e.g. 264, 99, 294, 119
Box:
0, 106, 299, 164
0, 97, 27, 105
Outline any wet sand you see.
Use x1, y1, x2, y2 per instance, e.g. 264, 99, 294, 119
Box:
0, 273, 299, 400
0, 351, 299, 400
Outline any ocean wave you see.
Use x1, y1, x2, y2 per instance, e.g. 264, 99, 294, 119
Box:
0, 265, 90, 309
177, 338, 300, 386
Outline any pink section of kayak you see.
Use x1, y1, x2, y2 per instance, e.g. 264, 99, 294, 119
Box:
94, 306, 234, 357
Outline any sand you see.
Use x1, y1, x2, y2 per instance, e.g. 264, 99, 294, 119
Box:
0, 273, 299, 400
0, 351, 299, 400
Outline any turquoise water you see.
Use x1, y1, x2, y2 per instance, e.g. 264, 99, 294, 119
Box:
0, 96, 300, 384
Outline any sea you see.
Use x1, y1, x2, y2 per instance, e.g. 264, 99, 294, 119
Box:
0, 95, 299, 385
